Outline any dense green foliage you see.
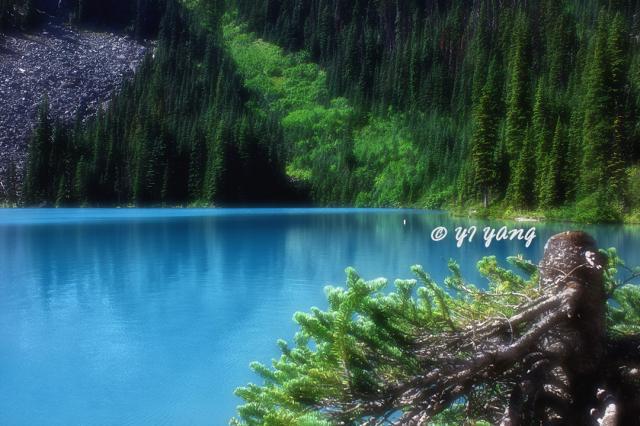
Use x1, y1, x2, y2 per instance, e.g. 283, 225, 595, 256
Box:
23, 0, 297, 206
16, 0, 640, 219
223, 19, 457, 207
230, 0, 640, 220
232, 249, 640, 425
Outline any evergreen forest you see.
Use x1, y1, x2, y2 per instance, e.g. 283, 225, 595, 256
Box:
5, 0, 640, 221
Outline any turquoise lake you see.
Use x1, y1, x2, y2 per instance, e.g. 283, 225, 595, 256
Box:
1, 208, 639, 425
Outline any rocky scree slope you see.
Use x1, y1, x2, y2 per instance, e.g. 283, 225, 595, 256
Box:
0, 18, 147, 199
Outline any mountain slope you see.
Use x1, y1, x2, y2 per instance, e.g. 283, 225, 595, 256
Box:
0, 17, 146, 203
13, 0, 640, 221
232, 0, 640, 221
21, 0, 297, 207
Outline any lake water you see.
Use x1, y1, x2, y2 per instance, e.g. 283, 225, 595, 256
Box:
1, 208, 639, 425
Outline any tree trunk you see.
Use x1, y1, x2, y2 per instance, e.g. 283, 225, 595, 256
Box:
313, 231, 640, 425
502, 231, 608, 424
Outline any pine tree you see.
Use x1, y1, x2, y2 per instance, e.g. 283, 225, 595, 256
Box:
131, 123, 148, 204
504, 11, 531, 162
200, 0, 224, 34
470, 3, 490, 105
471, 59, 500, 208
232, 232, 640, 425
188, 124, 207, 201
74, 155, 88, 204
2, 160, 18, 206
203, 120, 224, 204
17, 0, 640, 217
607, 12, 629, 200
507, 126, 536, 209
532, 81, 551, 205
546, 9, 576, 93
56, 174, 69, 207
581, 11, 612, 196
24, 98, 53, 205
540, 118, 565, 209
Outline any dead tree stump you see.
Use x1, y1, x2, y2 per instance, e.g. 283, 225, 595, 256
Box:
529, 231, 608, 424
275, 231, 640, 425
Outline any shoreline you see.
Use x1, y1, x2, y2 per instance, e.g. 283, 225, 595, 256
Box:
449, 207, 640, 225
2, 203, 640, 226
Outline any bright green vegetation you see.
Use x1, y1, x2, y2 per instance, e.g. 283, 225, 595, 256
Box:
223, 21, 356, 205
224, 18, 457, 207
232, 248, 640, 425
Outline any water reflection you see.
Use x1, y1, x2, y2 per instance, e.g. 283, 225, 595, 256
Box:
0, 209, 639, 425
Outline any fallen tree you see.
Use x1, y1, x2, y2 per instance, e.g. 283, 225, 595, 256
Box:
232, 231, 640, 425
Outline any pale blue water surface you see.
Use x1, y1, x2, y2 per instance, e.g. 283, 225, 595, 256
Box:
1, 208, 639, 425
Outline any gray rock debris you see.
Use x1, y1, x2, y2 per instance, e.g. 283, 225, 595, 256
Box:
0, 18, 148, 193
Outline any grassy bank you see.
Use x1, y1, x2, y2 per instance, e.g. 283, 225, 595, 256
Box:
449, 202, 640, 225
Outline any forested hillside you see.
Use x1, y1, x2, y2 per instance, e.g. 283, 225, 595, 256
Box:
20, 0, 296, 206
11, 0, 640, 219
231, 0, 640, 221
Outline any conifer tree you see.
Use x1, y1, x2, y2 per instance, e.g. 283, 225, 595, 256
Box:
532, 81, 551, 204
504, 11, 531, 162
16, 0, 640, 217
581, 12, 611, 196
540, 118, 565, 209
200, 0, 224, 34
74, 155, 88, 204
24, 98, 53, 205
507, 126, 536, 209
2, 160, 18, 206
470, 3, 490, 105
131, 124, 148, 205
607, 12, 629, 200
546, 9, 576, 93
56, 174, 69, 207
203, 121, 224, 204
188, 124, 207, 202
471, 59, 500, 208
233, 232, 640, 425
565, 96, 584, 203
